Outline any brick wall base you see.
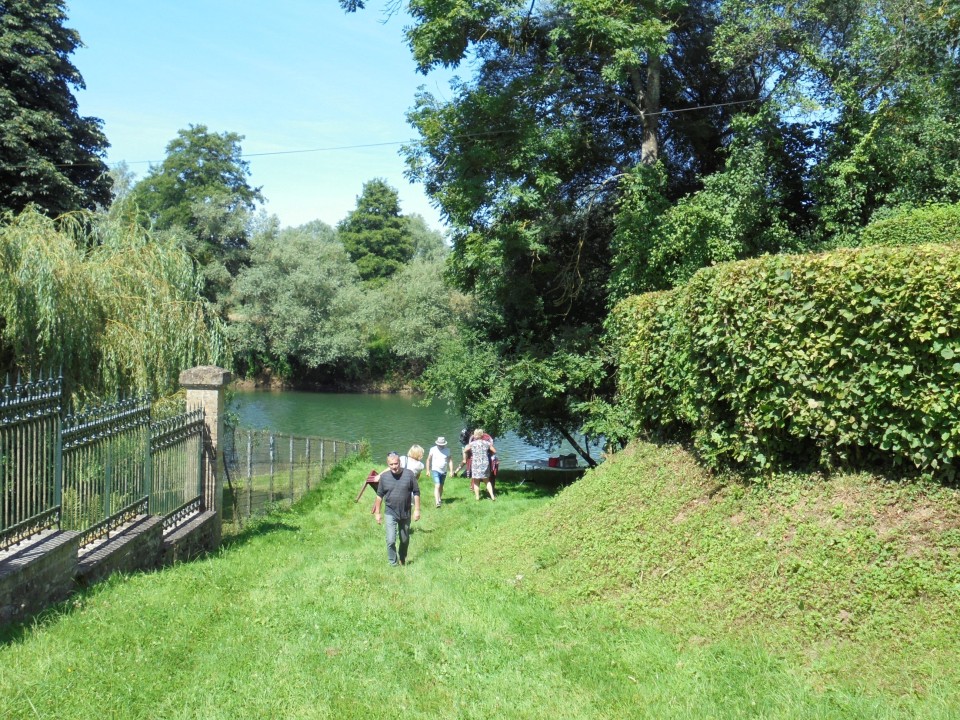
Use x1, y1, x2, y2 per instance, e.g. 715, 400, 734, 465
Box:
76, 515, 165, 587
160, 511, 219, 565
0, 511, 220, 627
0, 530, 82, 626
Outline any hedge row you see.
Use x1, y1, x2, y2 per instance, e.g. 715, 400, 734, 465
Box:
859, 203, 960, 247
610, 243, 960, 476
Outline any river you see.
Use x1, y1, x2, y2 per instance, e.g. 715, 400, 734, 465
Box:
229, 389, 602, 468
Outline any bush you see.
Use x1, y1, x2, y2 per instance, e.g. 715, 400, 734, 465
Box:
611, 243, 960, 477
860, 203, 960, 248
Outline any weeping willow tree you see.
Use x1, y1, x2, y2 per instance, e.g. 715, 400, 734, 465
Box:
0, 206, 230, 400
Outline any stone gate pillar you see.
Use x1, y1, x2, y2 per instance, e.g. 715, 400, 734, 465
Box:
179, 366, 231, 523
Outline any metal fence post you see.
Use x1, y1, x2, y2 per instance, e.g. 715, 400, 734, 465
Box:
269, 434, 275, 503
104, 436, 113, 520
246, 431, 252, 522
289, 434, 295, 502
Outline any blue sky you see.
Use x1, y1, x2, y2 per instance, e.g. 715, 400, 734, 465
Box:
66, 1, 454, 230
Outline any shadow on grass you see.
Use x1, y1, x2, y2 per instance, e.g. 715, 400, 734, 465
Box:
496, 477, 577, 500
220, 520, 300, 551
0, 604, 74, 647
0, 571, 130, 647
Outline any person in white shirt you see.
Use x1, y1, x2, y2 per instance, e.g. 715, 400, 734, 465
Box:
399, 445, 425, 482
425, 437, 453, 507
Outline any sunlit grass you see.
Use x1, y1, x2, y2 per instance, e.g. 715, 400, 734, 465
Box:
1, 449, 958, 719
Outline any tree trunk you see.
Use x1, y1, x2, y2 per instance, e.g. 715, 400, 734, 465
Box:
641, 54, 661, 165
558, 426, 598, 468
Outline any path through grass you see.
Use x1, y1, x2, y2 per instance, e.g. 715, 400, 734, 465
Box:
0, 457, 950, 719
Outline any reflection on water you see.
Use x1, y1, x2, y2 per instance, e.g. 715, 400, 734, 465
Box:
229, 389, 602, 467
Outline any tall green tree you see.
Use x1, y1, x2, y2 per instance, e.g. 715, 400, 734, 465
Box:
370, 248, 461, 376
130, 125, 263, 304
0, 207, 227, 399
406, 213, 446, 259
0, 0, 111, 217
344, 0, 767, 459
337, 178, 414, 284
610, 109, 813, 300
227, 221, 369, 381
714, 0, 960, 243
347, 0, 959, 454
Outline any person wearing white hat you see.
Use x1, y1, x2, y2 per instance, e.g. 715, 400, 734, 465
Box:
426, 436, 454, 507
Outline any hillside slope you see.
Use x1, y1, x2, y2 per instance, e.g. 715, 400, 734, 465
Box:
478, 442, 960, 698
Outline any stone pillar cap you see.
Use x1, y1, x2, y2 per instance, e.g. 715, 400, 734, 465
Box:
179, 366, 232, 389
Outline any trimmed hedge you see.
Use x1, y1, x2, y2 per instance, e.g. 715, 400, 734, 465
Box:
611, 243, 960, 476
860, 203, 960, 247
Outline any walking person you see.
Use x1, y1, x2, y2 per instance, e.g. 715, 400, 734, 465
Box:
399, 444, 425, 480
464, 429, 497, 501
426, 436, 454, 507
373, 452, 421, 566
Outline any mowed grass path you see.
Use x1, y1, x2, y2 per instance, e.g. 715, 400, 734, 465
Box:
0, 458, 941, 719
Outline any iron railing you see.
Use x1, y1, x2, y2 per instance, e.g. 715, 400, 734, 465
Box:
0, 374, 363, 550
150, 406, 206, 520
0, 377, 63, 548
61, 395, 152, 545
0, 374, 62, 545
0, 375, 207, 552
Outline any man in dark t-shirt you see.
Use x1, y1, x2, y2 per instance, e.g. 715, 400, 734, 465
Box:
373, 452, 421, 566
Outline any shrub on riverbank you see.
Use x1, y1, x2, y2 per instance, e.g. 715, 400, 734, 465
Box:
610, 242, 960, 477
859, 203, 960, 248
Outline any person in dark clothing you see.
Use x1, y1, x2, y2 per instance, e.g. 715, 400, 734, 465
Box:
373, 451, 421, 566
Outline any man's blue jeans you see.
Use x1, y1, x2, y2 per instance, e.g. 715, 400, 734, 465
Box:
384, 512, 411, 565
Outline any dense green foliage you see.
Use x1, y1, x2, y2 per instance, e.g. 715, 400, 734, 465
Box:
610, 110, 811, 299
858, 203, 960, 248
340, 0, 960, 453
396, 0, 763, 451
227, 220, 370, 379
337, 178, 414, 285
0, 207, 228, 399
716, 0, 960, 242
227, 210, 458, 386
0, 0, 111, 216
130, 125, 264, 305
610, 243, 960, 477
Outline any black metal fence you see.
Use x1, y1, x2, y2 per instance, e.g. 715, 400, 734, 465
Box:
0, 374, 206, 552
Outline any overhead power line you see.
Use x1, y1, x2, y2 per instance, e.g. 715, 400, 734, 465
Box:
106, 97, 770, 169
15, 87, 945, 172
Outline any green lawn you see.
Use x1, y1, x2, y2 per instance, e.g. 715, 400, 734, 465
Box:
1, 447, 957, 719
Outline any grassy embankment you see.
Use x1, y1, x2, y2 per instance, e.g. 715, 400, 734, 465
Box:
1, 443, 958, 719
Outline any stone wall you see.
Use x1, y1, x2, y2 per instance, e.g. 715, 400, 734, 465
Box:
0, 530, 81, 626
75, 515, 165, 588
159, 511, 220, 566
0, 511, 220, 627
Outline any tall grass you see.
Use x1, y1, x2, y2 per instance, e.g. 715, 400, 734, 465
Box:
1, 449, 957, 719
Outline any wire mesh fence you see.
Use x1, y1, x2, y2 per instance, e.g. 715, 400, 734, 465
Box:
221, 426, 361, 528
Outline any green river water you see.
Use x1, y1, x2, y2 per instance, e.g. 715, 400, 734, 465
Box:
230, 389, 602, 467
